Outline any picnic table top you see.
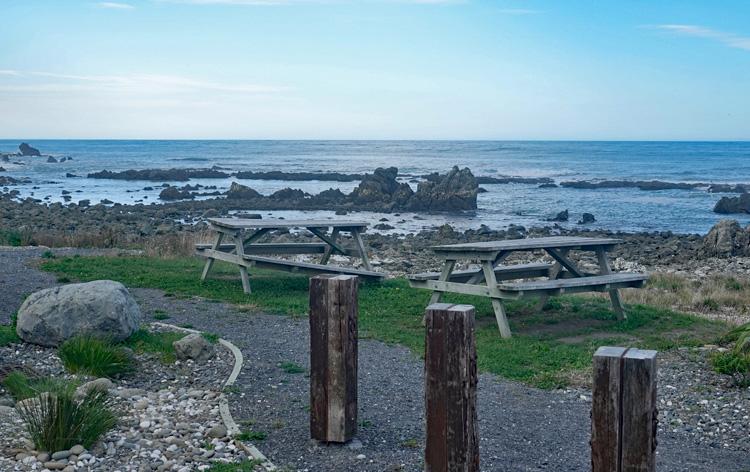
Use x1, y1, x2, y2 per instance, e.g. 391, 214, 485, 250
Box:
208, 218, 369, 230
432, 236, 622, 254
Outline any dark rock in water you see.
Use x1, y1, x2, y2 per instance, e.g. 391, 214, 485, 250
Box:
577, 213, 596, 224
407, 166, 478, 211
703, 220, 750, 256
61, 190, 71, 195
350, 167, 413, 208
561, 179, 702, 191
549, 209, 569, 222
47, 156, 58, 163
714, 194, 750, 214
101, 199, 114, 204
1, 155, 9, 162
270, 188, 308, 201
374, 223, 395, 230
0, 167, 4, 172
477, 187, 488, 193
0, 176, 24, 186
426, 172, 552, 185
87, 167, 230, 181
19, 143, 41, 156
65, 173, 79, 178
708, 183, 750, 193
538, 183, 558, 188
159, 186, 195, 201
78, 199, 90, 207
226, 182, 262, 200
335, 210, 348, 215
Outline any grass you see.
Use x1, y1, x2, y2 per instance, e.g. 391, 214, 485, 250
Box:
279, 362, 305, 374
16, 385, 117, 452
207, 460, 265, 472
59, 336, 135, 378
236, 429, 268, 441
121, 328, 185, 363
153, 309, 170, 320
202, 332, 220, 344
41, 256, 729, 389
0, 313, 20, 347
2, 371, 77, 402
712, 322, 750, 387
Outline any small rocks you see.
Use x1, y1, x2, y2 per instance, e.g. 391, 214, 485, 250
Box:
173, 333, 215, 362
206, 424, 227, 438
577, 213, 596, 224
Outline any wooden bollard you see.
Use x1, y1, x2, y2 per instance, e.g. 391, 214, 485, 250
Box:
424, 303, 479, 472
591, 346, 658, 472
309, 274, 358, 443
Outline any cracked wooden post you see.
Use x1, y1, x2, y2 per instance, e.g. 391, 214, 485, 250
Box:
592, 346, 658, 472
424, 303, 479, 472
309, 274, 358, 443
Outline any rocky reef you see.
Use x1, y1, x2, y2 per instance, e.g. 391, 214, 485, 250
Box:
714, 194, 750, 214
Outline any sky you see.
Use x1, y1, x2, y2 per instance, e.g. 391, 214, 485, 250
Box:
0, 0, 748, 140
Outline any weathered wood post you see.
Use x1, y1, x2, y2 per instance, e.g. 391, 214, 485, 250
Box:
592, 346, 658, 472
309, 274, 358, 443
424, 303, 479, 472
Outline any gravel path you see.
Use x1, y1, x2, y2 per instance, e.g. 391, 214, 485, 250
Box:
2, 247, 749, 471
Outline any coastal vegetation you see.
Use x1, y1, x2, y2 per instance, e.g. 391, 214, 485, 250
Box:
41, 255, 728, 389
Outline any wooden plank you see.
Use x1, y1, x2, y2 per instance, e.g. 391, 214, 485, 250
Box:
319, 228, 340, 264
414, 279, 497, 298
197, 242, 330, 255
481, 261, 512, 338
352, 229, 373, 271
620, 349, 658, 472
545, 247, 585, 277
200, 231, 225, 281
309, 275, 359, 443
308, 227, 350, 256
499, 273, 648, 292
209, 218, 369, 230
597, 248, 626, 320
409, 262, 554, 282
233, 232, 251, 294
592, 346, 628, 472
432, 236, 621, 254
424, 303, 479, 472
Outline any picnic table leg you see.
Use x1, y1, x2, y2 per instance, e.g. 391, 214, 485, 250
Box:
352, 229, 373, 271
535, 249, 568, 312
596, 248, 626, 320
429, 259, 456, 305
233, 231, 252, 294
466, 251, 509, 285
319, 228, 340, 265
201, 232, 225, 281
481, 261, 512, 338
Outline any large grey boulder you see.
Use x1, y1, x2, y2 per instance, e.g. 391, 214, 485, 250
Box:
703, 219, 750, 256
16, 280, 141, 347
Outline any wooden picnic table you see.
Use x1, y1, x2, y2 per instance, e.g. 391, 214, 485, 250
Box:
196, 218, 384, 294
408, 236, 648, 338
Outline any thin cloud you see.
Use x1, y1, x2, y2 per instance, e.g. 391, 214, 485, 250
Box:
157, 0, 463, 5
652, 24, 750, 51
96, 2, 135, 8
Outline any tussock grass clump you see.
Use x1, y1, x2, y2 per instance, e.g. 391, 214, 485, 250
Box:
712, 322, 750, 387
17, 386, 117, 452
2, 371, 75, 401
59, 336, 134, 378
0, 313, 20, 347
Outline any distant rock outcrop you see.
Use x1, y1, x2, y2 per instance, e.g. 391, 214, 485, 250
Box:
703, 220, 750, 256
577, 213, 596, 224
407, 166, 478, 211
226, 182, 263, 200
88, 167, 230, 181
549, 209, 569, 222
714, 194, 750, 214
19, 143, 41, 156
561, 180, 702, 191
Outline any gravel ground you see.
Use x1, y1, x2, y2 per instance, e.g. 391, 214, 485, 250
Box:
2, 247, 750, 471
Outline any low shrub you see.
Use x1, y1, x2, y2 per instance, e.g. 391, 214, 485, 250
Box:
712, 322, 750, 387
59, 336, 134, 378
17, 386, 117, 451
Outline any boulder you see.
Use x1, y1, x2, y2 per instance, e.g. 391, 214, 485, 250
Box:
16, 280, 141, 347
75, 378, 114, 399
550, 209, 569, 222
47, 156, 58, 163
173, 333, 214, 362
703, 220, 750, 256
714, 194, 750, 214
19, 143, 41, 156
407, 166, 478, 211
159, 186, 194, 201
350, 167, 413, 206
577, 213, 596, 224
225, 182, 262, 200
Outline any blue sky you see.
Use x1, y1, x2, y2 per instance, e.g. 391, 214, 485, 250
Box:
0, 0, 748, 140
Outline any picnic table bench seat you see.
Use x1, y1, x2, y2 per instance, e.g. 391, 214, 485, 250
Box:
195, 242, 330, 255
241, 255, 384, 279
408, 262, 555, 283
497, 273, 648, 298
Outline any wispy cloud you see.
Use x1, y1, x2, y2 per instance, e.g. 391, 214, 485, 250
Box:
96, 1, 135, 8
652, 24, 750, 51
157, 0, 463, 5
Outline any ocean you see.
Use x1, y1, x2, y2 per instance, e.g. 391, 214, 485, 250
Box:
2, 140, 749, 235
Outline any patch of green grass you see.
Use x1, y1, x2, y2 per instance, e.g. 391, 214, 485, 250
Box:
279, 362, 305, 374
16, 384, 117, 452
58, 336, 134, 378
41, 256, 729, 389
121, 329, 184, 363
207, 460, 265, 472
0, 313, 20, 347
223, 385, 241, 394
202, 332, 220, 344
41, 250, 56, 259
0, 229, 24, 246
180, 323, 195, 329
400, 438, 420, 448
236, 429, 267, 441
712, 322, 750, 387
153, 309, 170, 320
57, 276, 71, 283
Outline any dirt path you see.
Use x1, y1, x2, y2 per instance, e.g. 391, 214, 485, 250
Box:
2, 247, 749, 471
